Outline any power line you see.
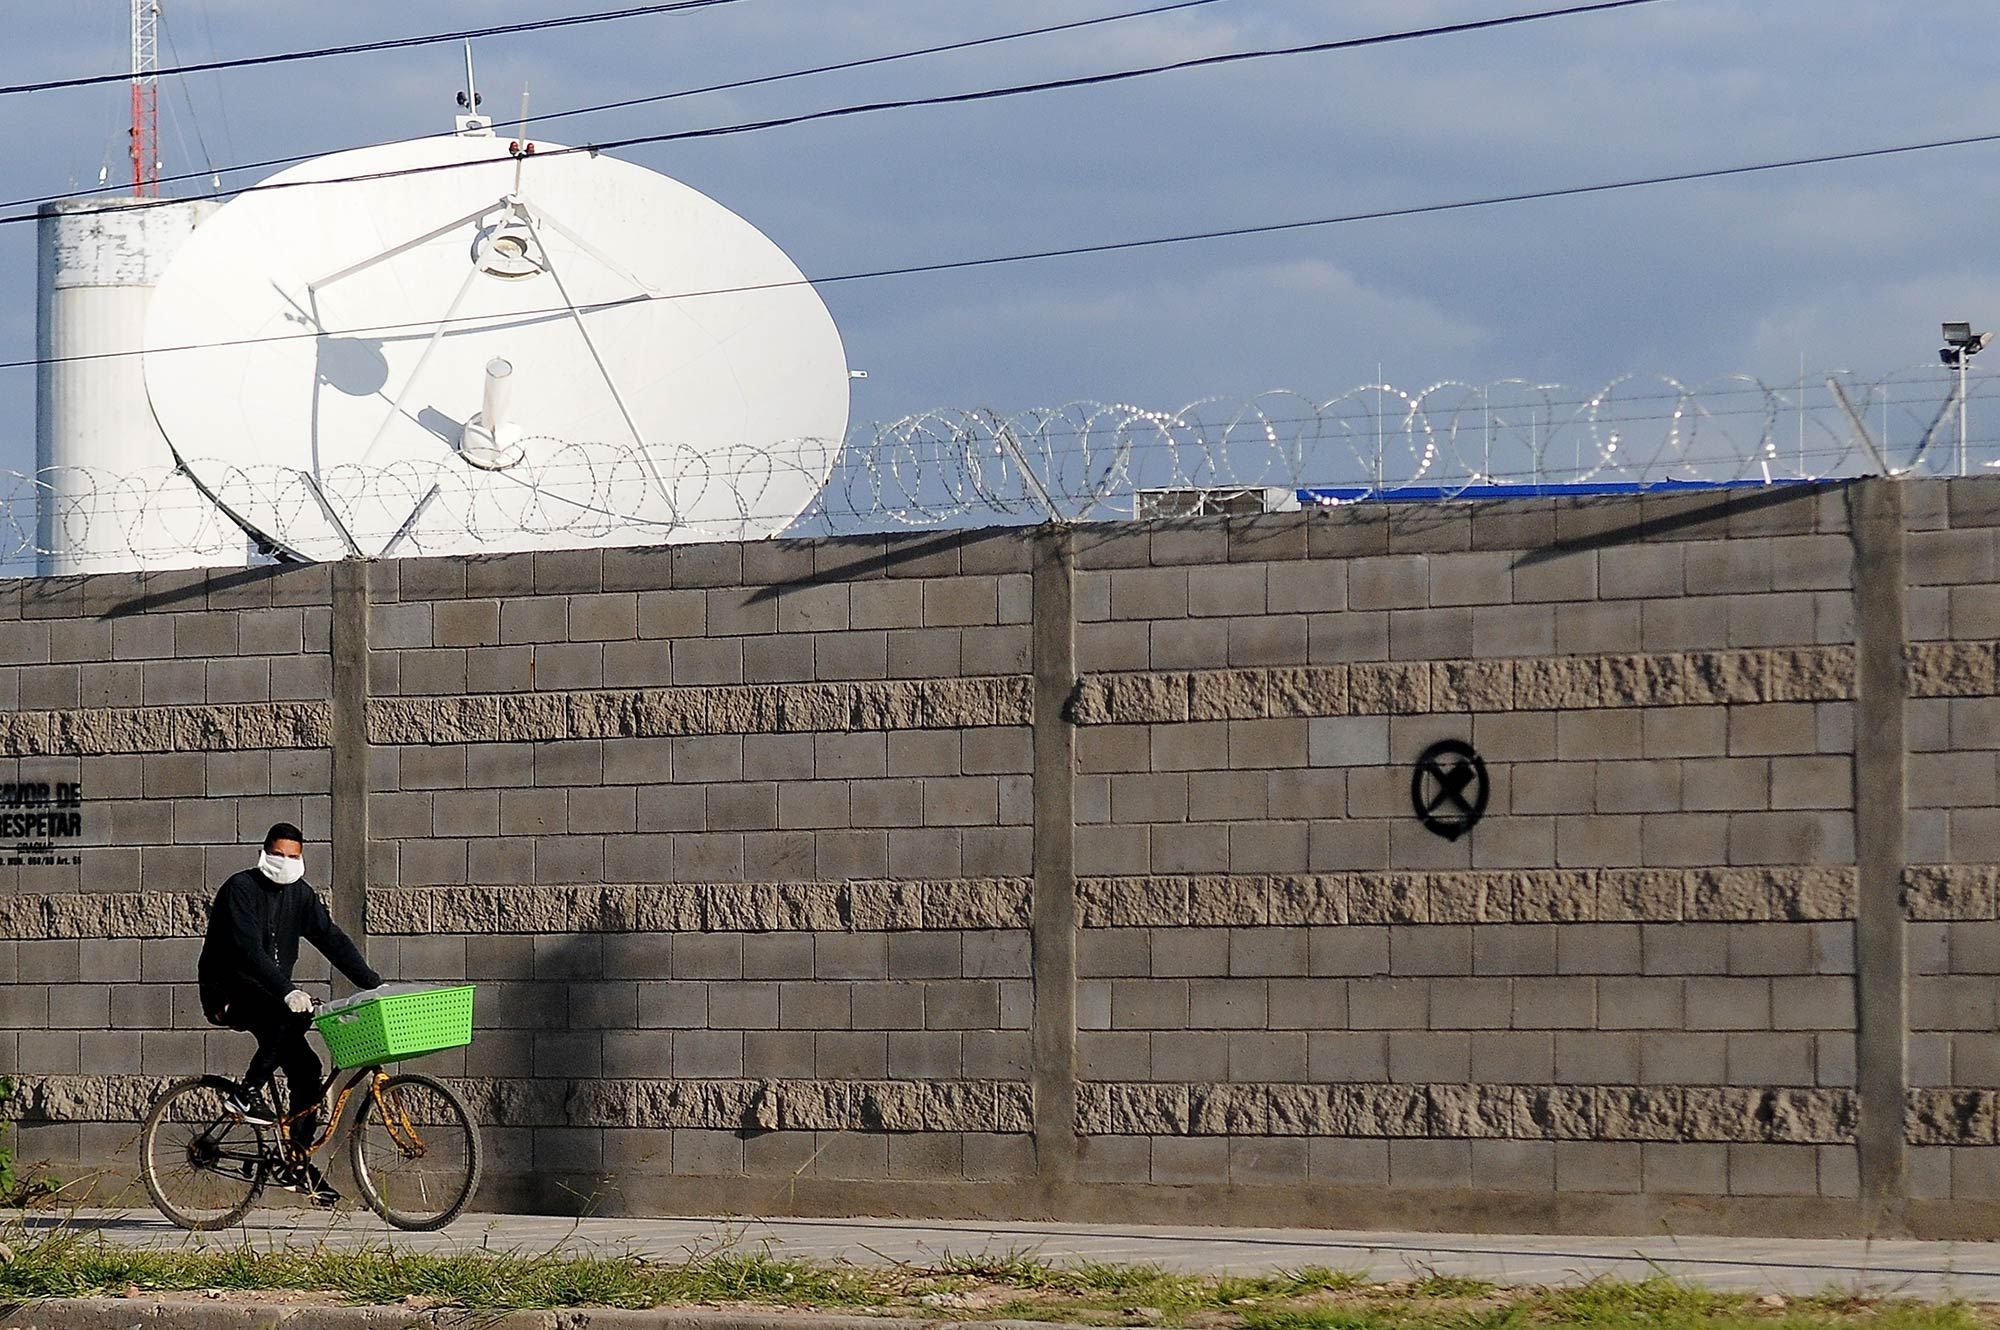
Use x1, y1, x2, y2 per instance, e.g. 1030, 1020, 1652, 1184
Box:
6, 0, 1236, 213
1, 0, 1673, 227
0, 0, 748, 99
592, 0, 1678, 148
4, 125, 1998, 375
458, 0, 1241, 133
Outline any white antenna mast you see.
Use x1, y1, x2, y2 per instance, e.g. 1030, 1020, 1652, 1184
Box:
454, 40, 491, 136
512, 86, 532, 194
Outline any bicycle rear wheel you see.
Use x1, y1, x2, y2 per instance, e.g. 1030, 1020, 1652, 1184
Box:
349, 1073, 481, 1231
140, 1076, 270, 1230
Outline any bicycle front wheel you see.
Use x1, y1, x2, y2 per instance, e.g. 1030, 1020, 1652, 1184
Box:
140, 1076, 270, 1230
349, 1073, 481, 1230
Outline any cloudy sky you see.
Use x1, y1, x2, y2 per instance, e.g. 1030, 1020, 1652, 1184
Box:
1, 0, 1992, 481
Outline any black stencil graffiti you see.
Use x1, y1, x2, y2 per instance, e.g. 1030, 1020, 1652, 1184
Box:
1411, 740, 1488, 842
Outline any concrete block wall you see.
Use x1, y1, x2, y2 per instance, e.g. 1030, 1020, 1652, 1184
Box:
0, 564, 335, 1172
1900, 481, 2000, 1205
359, 537, 1041, 1203
1063, 491, 1865, 1213
6, 480, 2000, 1236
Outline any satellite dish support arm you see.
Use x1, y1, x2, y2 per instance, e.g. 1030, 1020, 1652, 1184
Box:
307, 201, 502, 294
299, 474, 364, 558
514, 206, 675, 504
354, 259, 489, 468
380, 483, 444, 558
519, 200, 661, 297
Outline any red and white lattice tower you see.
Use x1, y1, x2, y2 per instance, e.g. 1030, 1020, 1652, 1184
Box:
128, 0, 159, 195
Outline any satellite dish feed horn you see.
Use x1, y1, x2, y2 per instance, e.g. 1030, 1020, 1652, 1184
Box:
476, 215, 543, 278
305, 196, 540, 471
461, 358, 525, 470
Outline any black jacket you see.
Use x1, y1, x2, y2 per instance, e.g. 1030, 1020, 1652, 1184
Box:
198, 868, 382, 1022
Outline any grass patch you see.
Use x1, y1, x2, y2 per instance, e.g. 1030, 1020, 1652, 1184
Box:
0, 1225, 873, 1312
0, 1223, 1987, 1328
1235, 1280, 1985, 1330
1405, 1273, 1499, 1299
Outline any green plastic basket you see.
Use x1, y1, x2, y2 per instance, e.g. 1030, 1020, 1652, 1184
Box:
314, 984, 475, 1069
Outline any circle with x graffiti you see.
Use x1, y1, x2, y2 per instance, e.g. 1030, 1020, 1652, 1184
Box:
1411, 739, 1489, 842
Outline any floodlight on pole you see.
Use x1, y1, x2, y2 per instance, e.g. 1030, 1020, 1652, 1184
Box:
1940, 321, 1992, 475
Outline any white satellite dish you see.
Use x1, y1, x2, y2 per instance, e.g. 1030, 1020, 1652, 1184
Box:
143, 134, 850, 559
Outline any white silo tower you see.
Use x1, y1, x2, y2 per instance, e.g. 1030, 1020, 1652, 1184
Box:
34, 196, 244, 574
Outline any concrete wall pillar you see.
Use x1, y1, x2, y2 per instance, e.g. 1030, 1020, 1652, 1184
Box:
1849, 478, 1908, 1225
1029, 525, 1079, 1194
329, 558, 371, 991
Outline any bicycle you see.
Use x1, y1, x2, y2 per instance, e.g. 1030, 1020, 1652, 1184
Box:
138, 998, 482, 1232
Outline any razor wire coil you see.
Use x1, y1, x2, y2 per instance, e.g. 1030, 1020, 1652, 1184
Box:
12, 364, 1999, 569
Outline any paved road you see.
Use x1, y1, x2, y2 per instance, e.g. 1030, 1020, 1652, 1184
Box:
22, 1210, 2000, 1301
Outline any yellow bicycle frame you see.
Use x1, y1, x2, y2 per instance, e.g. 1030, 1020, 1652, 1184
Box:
275, 1067, 429, 1161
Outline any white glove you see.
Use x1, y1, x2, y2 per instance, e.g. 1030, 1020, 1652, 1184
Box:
283, 990, 314, 1015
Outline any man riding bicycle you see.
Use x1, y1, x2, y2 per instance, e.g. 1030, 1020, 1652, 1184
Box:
197, 822, 381, 1206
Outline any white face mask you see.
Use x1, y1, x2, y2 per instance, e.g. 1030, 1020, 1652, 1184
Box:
257, 851, 305, 886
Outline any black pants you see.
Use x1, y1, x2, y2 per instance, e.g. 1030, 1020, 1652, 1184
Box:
223, 994, 323, 1153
